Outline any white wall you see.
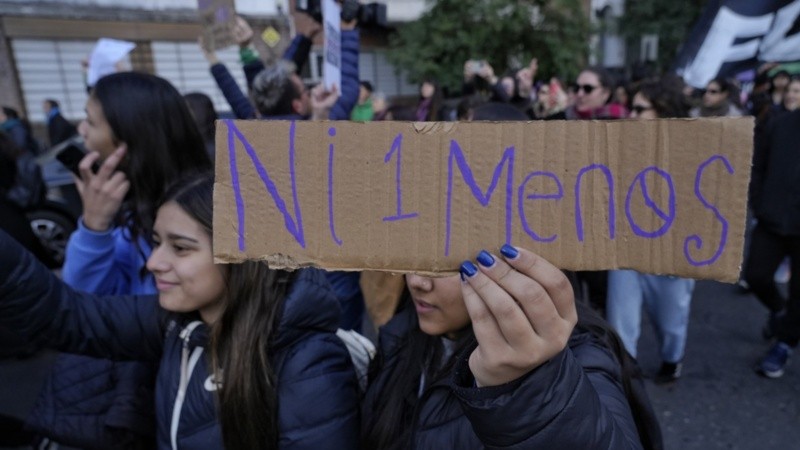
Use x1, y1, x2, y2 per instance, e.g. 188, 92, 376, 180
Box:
1, 0, 283, 16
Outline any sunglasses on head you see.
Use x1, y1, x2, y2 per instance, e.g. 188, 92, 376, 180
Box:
631, 105, 653, 115
576, 84, 598, 94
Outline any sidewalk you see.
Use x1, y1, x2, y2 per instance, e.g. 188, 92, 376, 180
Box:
639, 280, 800, 450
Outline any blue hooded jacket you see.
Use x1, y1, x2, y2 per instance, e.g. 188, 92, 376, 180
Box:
0, 230, 359, 449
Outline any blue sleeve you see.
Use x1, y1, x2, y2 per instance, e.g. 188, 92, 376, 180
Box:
450, 337, 643, 449
210, 63, 256, 119
62, 221, 154, 295
329, 29, 360, 121
0, 229, 163, 361
283, 34, 313, 75
244, 60, 266, 90
277, 333, 360, 449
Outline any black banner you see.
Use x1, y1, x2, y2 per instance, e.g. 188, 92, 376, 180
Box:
673, 0, 800, 87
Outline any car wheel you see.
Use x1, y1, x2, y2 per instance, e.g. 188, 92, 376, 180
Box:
27, 210, 76, 267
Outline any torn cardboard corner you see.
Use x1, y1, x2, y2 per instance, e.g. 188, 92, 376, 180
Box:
213, 117, 754, 283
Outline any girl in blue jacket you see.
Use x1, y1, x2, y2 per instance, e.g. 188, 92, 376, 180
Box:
27, 72, 214, 448
0, 172, 359, 449
361, 248, 661, 449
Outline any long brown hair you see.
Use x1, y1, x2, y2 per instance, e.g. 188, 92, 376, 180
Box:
161, 172, 295, 449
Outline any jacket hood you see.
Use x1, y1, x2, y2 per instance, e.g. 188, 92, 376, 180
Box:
273, 267, 340, 350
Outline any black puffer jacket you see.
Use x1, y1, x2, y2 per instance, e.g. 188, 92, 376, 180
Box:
0, 230, 360, 449
750, 110, 800, 236
362, 307, 645, 449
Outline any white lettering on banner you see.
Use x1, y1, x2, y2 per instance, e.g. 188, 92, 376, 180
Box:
760, 1, 800, 61
680, 7, 773, 88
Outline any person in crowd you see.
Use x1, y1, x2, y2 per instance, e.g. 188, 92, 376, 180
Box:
24, 72, 213, 449
0, 106, 40, 156
371, 91, 390, 121
689, 77, 743, 118
42, 99, 78, 148
550, 66, 627, 120
361, 245, 660, 449
0, 171, 360, 448
605, 78, 696, 384
244, 13, 361, 326
416, 78, 445, 121
351, 80, 375, 121
0, 136, 54, 360
0, 128, 46, 211
769, 69, 791, 108
532, 77, 568, 119
614, 83, 632, 110
360, 102, 661, 449
554, 66, 627, 313
745, 101, 800, 378
183, 92, 218, 159
511, 58, 538, 117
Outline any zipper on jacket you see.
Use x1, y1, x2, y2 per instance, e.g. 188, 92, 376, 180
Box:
170, 321, 204, 450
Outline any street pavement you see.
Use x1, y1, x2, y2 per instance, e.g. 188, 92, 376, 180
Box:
1, 279, 799, 449
639, 280, 800, 450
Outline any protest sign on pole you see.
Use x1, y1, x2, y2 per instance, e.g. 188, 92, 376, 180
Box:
322, 0, 342, 91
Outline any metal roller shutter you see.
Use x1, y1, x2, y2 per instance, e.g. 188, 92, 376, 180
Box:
11, 39, 96, 123
151, 41, 248, 116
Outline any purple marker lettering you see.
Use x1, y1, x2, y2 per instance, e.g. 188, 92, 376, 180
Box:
226, 120, 306, 248
383, 133, 419, 222
624, 166, 676, 238
227, 123, 246, 251
517, 171, 563, 242
328, 127, 342, 245
684, 155, 733, 266
575, 164, 615, 241
445, 140, 515, 256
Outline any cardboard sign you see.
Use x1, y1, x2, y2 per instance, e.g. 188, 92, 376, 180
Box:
322, 0, 342, 91
197, 0, 236, 51
213, 118, 754, 282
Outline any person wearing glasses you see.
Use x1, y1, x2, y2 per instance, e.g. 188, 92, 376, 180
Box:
690, 77, 743, 118
605, 77, 697, 385
553, 66, 628, 120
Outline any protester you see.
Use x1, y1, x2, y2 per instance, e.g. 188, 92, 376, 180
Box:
416, 78, 445, 121
361, 246, 660, 449
183, 92, 218, 159
25, 72, 213, 448
605, 78, 696, 384
351, 80, 375, 121
371, 91, 390, 121
553, 66, 628, 120
0, 138, 54, 359
769, 69, 791, 107
746, 105, 800, 378
42, 99, 78, 148
360, 102, 660, 449
0, 171, 360, 448
0, 106, 40, 156
689, 77, 743, 117
0, 129, 46, 211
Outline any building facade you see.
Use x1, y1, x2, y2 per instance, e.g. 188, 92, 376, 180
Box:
0, 0, 425, 126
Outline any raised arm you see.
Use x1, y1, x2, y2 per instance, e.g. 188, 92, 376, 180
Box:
0, 228, 163, 361
451, 246, 643, 449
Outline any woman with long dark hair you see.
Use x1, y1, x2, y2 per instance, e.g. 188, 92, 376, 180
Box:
0, 172, 359, 449
26, 72, 212, 448
361, 247, 661, 449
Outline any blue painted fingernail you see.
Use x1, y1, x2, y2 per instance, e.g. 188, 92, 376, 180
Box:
500, 244, 519, 259
476, 250, 494, 267
460, 261, 478, 278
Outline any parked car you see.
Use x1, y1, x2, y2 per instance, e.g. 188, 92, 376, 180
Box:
27, 138, 83, 267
